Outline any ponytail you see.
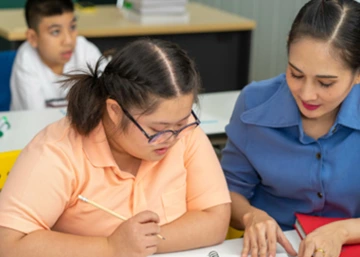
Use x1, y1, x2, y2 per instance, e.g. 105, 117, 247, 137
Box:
63, 56, 108, 135
63, 38, 202, 135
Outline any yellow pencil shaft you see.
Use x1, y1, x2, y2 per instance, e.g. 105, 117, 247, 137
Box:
86, 199, 127, 221
78, 195, 165, 240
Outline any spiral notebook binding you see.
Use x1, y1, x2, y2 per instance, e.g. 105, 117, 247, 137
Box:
208, 250, 219, 257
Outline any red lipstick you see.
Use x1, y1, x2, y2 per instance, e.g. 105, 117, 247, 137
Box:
302, 101, 320, 111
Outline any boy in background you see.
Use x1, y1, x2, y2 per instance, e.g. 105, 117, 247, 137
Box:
10, 0, 102, 110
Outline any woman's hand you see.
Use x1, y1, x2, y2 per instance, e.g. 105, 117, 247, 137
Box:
107, 211, 161, 257
241, 209, 297, 257
298, 221, 348, 257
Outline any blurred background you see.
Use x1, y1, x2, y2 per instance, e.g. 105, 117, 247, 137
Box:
0, 0, 309, 82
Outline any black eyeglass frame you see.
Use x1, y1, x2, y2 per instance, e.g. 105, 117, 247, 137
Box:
120, 107, 201, 144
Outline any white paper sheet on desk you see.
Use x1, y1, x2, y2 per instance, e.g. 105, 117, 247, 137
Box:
153, 230, 300, 257
155, 252, 290, 257
155, 253, 241, 257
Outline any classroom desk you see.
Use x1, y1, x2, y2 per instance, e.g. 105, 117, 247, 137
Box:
155, 230, 301, 257
0, 90, 240, 153
196, 90, 239, 146
0, 3, 255, 93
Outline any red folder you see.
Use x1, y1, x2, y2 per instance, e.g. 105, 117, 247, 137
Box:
294, 213, 360, 257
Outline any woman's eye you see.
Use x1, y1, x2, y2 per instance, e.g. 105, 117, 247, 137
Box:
290, 72, 303, 79
319, 81, 334, 88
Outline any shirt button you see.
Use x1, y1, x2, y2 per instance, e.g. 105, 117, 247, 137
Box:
332, 126, 337, 133
316, 152, 321, 159
317, 192, 323, 198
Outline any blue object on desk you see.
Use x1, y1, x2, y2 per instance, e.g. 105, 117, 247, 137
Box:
59, 109, 67, 116
0, 50, 16, 111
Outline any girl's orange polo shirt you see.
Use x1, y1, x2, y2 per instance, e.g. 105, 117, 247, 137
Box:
0, 118, 230, 236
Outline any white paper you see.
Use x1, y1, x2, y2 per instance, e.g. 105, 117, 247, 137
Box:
153, 230, 301, 257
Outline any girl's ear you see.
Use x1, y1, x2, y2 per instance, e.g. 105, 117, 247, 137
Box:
105, 98, 122, 126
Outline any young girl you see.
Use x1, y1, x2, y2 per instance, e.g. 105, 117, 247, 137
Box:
0, 38, 231, 257
221, 0, 360, 257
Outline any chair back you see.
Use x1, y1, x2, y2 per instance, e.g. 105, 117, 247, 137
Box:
0, 50, 17, 111
0, 150, 21, 191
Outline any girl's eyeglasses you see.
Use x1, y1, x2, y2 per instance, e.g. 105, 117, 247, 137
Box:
121, 107, 200, 144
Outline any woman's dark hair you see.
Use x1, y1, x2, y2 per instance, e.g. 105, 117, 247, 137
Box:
287, 0, 360, 71
65, 38, 202, 135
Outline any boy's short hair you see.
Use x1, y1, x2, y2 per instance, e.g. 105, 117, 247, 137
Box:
25, 0, 74, 30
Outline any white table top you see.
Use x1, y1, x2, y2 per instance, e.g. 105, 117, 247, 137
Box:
154, 230, 301, 257
0, 108, 66, 152
196, 90, 240, 135
0, 90, 240, 153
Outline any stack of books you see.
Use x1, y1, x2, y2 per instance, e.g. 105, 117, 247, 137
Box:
119, 0, 190, 24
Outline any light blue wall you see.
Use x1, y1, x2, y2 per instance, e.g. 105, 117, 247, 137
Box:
192, 0, 308, 82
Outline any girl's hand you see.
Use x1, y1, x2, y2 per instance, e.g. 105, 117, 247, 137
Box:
108, 211, 161, 257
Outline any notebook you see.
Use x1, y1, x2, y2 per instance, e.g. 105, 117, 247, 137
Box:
122, 8, 189, 24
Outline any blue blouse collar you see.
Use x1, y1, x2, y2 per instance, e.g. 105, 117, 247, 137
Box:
337, 84, 360, 130
240, 77, 360, 131
240, 78, 300, 128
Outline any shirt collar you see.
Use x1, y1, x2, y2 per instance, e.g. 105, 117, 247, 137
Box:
240, 77, 301, 128
82, 121, 117, 168
240, 77, 360, 131
336, 84, 360, 130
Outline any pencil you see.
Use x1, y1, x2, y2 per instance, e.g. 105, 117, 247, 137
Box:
78, 195, 165, 240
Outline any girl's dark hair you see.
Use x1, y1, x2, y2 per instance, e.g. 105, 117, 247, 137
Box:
65, 38, 202, 135
25, 0, 74, 30
287, 0, 360, 71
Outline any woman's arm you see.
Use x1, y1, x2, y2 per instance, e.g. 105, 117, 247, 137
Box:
229, 191, 262, 230
341, 218, 360, 244
229, 191, 297, 257
157, 203, 230, 253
